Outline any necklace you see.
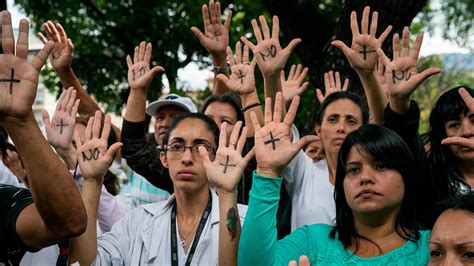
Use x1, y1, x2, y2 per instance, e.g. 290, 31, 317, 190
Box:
178, 219, 199, 248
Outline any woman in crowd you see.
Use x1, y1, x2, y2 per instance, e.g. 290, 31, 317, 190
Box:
238, 94, 429, 264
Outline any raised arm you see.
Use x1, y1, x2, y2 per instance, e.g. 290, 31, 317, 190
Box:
0, 11, 86, 248
191, 0, 232, 95
200, 121, 254, 266
332, 6, 392, 124
69, 111, 122, 265
241, 15, 301, 111
238, 93, 317, 264
215, 42, 264, 137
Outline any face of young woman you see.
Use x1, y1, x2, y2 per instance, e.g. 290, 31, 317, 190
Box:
444, 111, 474, 163
160, 118, 217, 192
204, 102, 238, 139
343, 145, 405, 216
317, 99, 363, 158
429, 209, 474, 265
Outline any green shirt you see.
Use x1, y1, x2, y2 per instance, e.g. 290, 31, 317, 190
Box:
238, 172, 430, 265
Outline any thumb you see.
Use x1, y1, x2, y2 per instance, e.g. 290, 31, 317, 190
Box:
216, 73, 231, 87
41, 109, 52, 129
284, 38, 301, 53
150, 65, 166, 76
295, 135, 320, 152
415, 67, 441, 84
316, 89, 325, 103
243, 147, 255, 164
198, 146, 213, 166
191, 27, 205, 41
105, 142, 123, 160
331, 40, 351, 57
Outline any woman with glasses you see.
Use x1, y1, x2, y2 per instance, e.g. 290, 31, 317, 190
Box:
68, 110, 253, 265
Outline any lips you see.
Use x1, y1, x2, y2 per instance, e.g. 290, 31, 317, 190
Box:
356, 189, 381, 198
333, 137, 346, 145
177, 169, 196, 179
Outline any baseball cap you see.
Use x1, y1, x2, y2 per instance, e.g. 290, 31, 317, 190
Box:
145, 94, 198, 116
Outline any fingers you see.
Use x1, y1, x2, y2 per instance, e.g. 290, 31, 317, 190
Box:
84, 116, 93, 142
215, 73, 230, 87
361, 6, 370, 35
283, 95, 300, 127
349, 11, 360, 36
271, 16, 280, 40
316, 89, 325, 104
202, 3, 211, 29
296, 67, 308, 84
198, 145, 212, 165
410, 32, 424, 61
2, 11, 15, 54
236, 125, 247, 153
328, 71, 335, 88
369, 11, 378, 36
138, 41, 146, 62
251, 19, 263, 43
209, 0, 217, 25
441, 136, 474, 149
264, 96, 272, 125
16, 19, 29, 59
458, 87, 474, 111
144, 42, 152, 66
243, 146, 255, 164
342, 78, 349, 91
41, 109, 51, 129
216, 1, 222, 24
285, 38, 301, 53
105, 142, 123, 161
288, 64, 296, 80
228, 121, 243, 149
227, 46, 236, 67
273, 92, 284, 123
243, 44, 250, 64
331, 40, 351, 57
191, 26, 205, 41
48, 20, 61, 43
37, 32, 48, 44
259, 16, 270, 40
299, 255, 311, 266
224, 10, 232, 29
235, 41, 242, 64
335, 71, 341, 89
133, 45, 139, 63
294, 64, 303, 80
250, 111, 262, 132
324, 72, 330, 90
376, 48, 391, 66
150, 65, 165, 75
56, 89, 66, 111
378, 25, 392, 43
92, 111, 102, 139
32, 41, 54, 71
414, 67, 441, 85
60, 87, 72, 112
74, 131, 83, 150
296, 135, 320, 154
392, 33, 400, 59
126, 55, 133, 69
66, 89, 77, 114
56, 22, 69, 44
100, 114, 112, 142
401, 27, 410, 57
219, 122, 228, 149
240, 36, 256, 50
71, 99, 80, 118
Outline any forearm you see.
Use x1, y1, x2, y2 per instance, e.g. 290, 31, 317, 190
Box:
56, 68, 101, 116
124, 90, 147, 122
56, 145, 78, 170
6, 115, 86, 234
69, 180, 101, 265
263, 74, 285, 116
357, 70, 388, 125
218, 190, 240, 266
212, 53, 229, 95
240, 92, 263, 137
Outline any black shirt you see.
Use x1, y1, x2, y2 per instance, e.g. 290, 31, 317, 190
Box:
0, 184, 35, 265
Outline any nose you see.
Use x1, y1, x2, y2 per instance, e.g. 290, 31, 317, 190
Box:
440, 253, 461, 266
336, 121, 347, 134
360, 167, 375, 186
181, 147, 194, 166
460, 117, 473, 138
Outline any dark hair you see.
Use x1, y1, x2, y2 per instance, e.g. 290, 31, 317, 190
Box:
317, 91, 369, 126
433, 192, 474, 222
330, 125, 420, 252
201, 93, 244, 125
428, 86, 474, 197
163, 112, 220, 148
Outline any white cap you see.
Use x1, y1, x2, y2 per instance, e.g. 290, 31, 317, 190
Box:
145, 94, 198, 116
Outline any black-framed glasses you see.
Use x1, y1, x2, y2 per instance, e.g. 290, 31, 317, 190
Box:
165, 143, 215, 158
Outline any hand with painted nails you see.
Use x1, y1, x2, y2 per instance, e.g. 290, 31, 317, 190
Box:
241, 15, 301, 77
441, 87, 474, 149
191, 0, 232, 58
0, 11, 54, 123
377, 27, 441, 113
281, 64, 309, 107
316, 70, 349, 104
200, 121, 254, 194
252, 92, 319, 178
42, 87, 80, 150
75, 111, 122, 182
126, 41, 165, 93
332, 6, 392, 73
37, 21, 74, 73
216, 42, 257, 95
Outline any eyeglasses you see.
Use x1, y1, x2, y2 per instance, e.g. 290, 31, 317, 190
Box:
165, 143, 215, 159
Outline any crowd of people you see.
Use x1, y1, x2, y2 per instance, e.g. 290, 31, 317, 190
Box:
0, 1, 473, 265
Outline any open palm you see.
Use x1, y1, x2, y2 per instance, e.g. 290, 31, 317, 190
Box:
126, 41, 165, 93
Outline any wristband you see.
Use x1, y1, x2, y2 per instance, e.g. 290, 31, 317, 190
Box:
242, 102, 261, 112
213, 65, 230, 75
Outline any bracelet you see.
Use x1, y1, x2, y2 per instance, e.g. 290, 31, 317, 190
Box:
213, 65, 230, 75
241, 102, 261, 112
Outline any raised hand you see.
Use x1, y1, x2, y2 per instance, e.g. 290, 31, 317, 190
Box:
37, 21, 74, 73
377, 27, 441, 111
281, 64, 309, 107
241, 15, 301, 77
126, 41, 165, 93
216, 42, 257, 95
252, 92, 318, 177
441, 87, 474, 149
288, 255, 311, 266
3, 149, 28, 185
331, 6, 392, 73
200, 121, 254, 193
75, 111, 122, 182
42, 87, 80, 150
316, 71, 349, 103
191, 0, 231, 57
0, 11, 54, 124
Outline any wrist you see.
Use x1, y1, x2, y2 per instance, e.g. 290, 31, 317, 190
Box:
212, 53, 227, 66
389, 96, 411, 114
55, 66, 75, 77
217, 189, 238, 198
356, 68, 377, 80
256, 166, 280, 178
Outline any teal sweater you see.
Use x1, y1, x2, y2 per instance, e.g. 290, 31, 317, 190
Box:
238, 172, 431, 265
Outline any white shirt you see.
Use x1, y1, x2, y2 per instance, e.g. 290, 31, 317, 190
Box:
0, 161, 22, 187
282, 127, 336, 231
93, 189, 247, 265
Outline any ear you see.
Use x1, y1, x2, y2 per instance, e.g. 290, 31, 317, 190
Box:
315, 124, 322, 137
160, 151, 169, 169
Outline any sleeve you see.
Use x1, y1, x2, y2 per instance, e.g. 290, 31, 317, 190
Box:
238, 172, 310, 265
0, 161, 22, 187
93, 208, 142, 265
0, 185, 37, 264
97, 185, 127, 233
121, 119, 174, 193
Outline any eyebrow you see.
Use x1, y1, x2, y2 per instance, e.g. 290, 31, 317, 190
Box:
169, 137, 213, 145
